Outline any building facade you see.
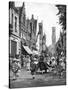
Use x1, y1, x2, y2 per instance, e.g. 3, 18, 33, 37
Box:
38, 22, 43, 53
9, 2, 38, 60
9, 2, 21, 60
42, 34, 46, 51
48, 27, 56, 56
19, 2, 28, 45
26, 15, 37, 50
52, 27, 56, 45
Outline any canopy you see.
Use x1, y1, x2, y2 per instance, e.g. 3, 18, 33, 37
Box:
23, 45, 33, 55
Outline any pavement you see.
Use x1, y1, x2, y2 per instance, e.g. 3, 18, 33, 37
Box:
10, 68, 53, 81
9, 68, 66, 88
10, 68, 32, 80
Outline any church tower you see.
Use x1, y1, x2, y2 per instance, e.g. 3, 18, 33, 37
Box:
21, 2, 26, 26
39, 22, 43, 53
52, 27, 56, 45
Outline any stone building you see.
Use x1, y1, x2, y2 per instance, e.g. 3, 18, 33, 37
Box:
9, 2, 38, 59
48, 27, 56, 56
38, 22, 43, 53
26, 15, 37, 50
42, 33, 46, 51
17, 2, 28, 45
16, 3, 37, 52
9, 2, 33, 68
16, 2, 32, 56
9, 2, 21, 60
26, 18, 32, 48
52, 27, 56, 45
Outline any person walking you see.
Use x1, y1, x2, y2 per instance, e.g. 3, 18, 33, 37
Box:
11, 60, 20, 80
30, 56, 37, 79
26, 55, 31, 71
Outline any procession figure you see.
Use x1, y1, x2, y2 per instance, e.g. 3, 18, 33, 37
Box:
26, 55, 31, 71
30, 55, 37, 79
11, 60, 20, 80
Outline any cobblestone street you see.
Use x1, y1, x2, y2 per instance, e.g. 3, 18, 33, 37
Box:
10, 68, 66, 88
9, 1, 66, 89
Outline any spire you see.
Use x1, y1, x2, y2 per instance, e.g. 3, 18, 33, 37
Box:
21, 2, 25, 14
23, 2, 25, 8
32, 14, 34, 19
20, 2, 26, 26
52, 27, 56, 45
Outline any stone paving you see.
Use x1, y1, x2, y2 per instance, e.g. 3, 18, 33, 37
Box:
10, 68, 65, 82
10, 68, 53, 81
10, 68, 66, 88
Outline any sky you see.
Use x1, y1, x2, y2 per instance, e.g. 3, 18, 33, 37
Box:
15, 2, 62, 47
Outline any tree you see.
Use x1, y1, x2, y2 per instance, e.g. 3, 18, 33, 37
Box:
56, 5, 66, 30
56, 5, 66, 57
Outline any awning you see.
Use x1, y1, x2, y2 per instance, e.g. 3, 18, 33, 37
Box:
23, 45, 33, 55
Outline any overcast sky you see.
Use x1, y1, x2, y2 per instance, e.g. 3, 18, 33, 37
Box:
15, 2, 62, 47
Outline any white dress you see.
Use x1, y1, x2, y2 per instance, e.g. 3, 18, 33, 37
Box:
27, 58, 30, 70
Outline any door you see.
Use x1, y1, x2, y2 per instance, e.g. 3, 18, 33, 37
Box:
11, 40, 17, 58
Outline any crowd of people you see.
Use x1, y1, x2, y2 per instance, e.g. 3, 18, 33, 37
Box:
10, 52, 66, 80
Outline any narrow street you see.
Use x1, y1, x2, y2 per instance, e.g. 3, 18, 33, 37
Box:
10, 68, 66, 88
9, 2, 66, 89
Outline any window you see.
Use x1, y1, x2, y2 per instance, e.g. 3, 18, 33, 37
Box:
12, 13, 13, 25
15, 16, 17, 32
